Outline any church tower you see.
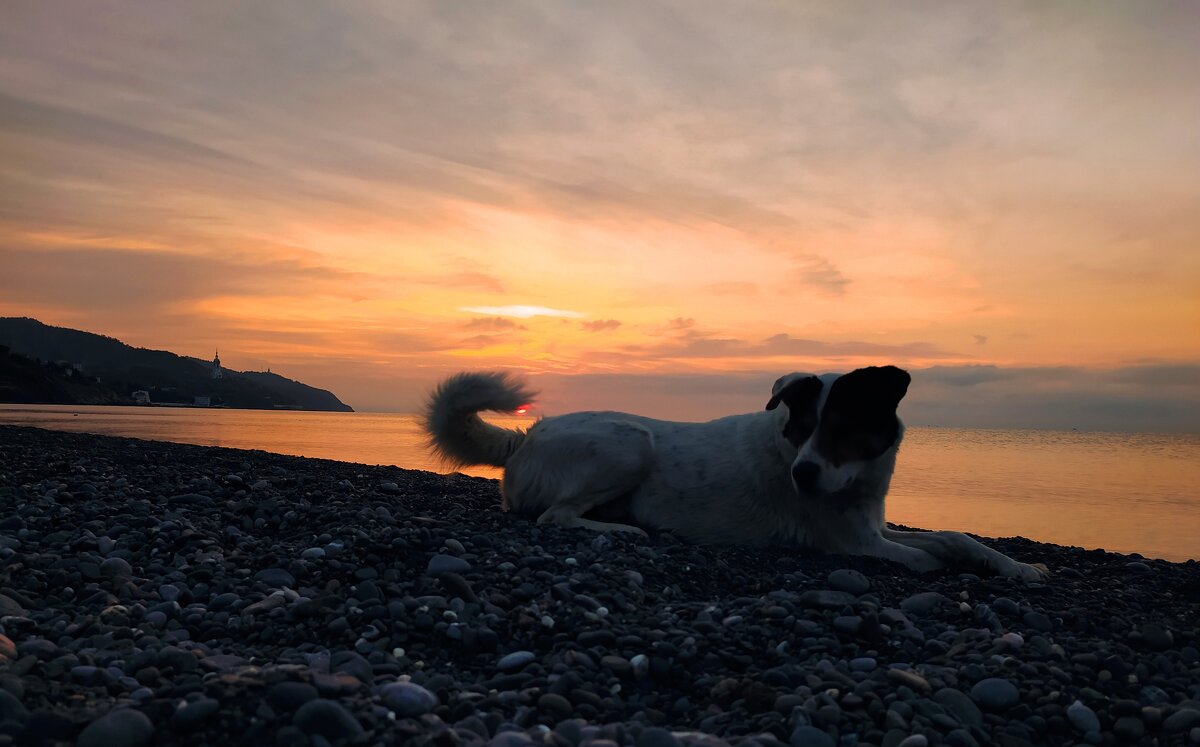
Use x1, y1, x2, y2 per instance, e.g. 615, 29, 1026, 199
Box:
211, 350, 223, 379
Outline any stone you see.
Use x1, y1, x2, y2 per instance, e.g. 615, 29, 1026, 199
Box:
1067, 700, 1100, 734
898, 736, 928, 747
1164, 708, 1200, 733
637, 726, 681, 747
790, 725, 834, 747
254, 568, 295, 587
77, 708, 155, 747
1141, 623, 1174, 651
900, 592, 952, 616
293, 698, 364, 740
171, 698, 219, 731
267, 682, 319, 712
934, 688, 983, 728
100, 557, 133, 577
427, 554, 472, 575
380, 681, 438, 717
827, 569, 870, 595
798, 590, 857, 609
970, 678, 1019, 711
497, 651, 536, 672
886, 668, 932, 694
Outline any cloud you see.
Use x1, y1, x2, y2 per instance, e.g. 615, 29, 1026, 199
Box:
460, 305, 586, 319
666, 317, 696, 330
462, 316, 525, 331
0, 246, 368, 311
793, 255, 850, 295
581, 319, 621, 332
628, 331, 955, 361
973, 334, 988, 345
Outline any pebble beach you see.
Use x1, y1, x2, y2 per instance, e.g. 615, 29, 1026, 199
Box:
1, 424, 1198, 747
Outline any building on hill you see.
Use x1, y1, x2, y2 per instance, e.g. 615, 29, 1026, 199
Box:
211, 350, 223, 379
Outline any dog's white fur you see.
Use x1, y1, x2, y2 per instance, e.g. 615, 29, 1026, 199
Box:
424, 371, 1046, 579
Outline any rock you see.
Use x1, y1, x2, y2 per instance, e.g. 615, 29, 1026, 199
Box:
267, 682, 319, 712
1141, 623, 1174, 651
537, 693, 572, 716
379, 481, 401, 494
78, 708, 155, 747
798, 590, 857, 609
886, 668, 932, 694
0, 634, 15, 663
427, 554, 472, 575
790, 724, 835, 747
0, 689, 29, 723
971, 678, 1019, 711
380, 681, 438, 717
991, 597, 1020, 616
637, 726, 681, 747
301, 547, 326, 560
900, 592, 952, 616
827, 568, 870, 595
100, 557, 133, 577
0, 594, 26, 616
1164, 708, 1200, 733
293, 698, 364, 740
254, 568, 295, 587
1067, 700, 1100, 734
171, 698, 219, 731
497, 651, 536, 672
934, 688, 983, 728
898, 736, 928, 747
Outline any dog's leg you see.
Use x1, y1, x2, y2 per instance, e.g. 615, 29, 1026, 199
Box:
537, 503, 647, 537
858, 536, 945, 573
882, 528, 1047, 580
509, 418, 654, 538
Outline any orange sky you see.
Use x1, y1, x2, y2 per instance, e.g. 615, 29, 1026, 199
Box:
1, 2, 1198, 427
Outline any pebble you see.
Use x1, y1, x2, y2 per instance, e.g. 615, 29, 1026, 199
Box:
77, 708, 155, 747
3, 426, 1199, 747
1068, 699, 1101, 734
790, 724, 835, 747
900, 592, 952, 616
971, 678, 1020, 711
497, 651, 536, 672
827, 568, 870, 595
293, 699, 364, 740
267, 682, 320, 711
254, 568, 295, 587
171, 698, 219, 730
380, 681, 438, 717
427, 553, 472, 575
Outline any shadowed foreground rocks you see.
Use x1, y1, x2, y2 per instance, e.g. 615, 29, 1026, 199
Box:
1, 424, 1198, 747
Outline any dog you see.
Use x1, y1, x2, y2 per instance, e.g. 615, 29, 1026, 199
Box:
424, 366, 1046, 579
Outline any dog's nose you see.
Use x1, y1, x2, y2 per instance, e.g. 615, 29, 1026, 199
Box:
791, 461, 821, 490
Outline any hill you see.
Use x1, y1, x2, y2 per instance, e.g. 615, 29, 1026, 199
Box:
0, 317, 353, 411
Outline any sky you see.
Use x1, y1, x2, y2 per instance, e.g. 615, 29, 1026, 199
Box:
1, 1, 1198, 430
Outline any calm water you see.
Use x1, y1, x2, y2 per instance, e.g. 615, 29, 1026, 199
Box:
2, 404, 1197, 562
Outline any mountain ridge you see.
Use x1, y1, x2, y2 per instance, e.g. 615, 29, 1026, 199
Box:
0, 317, 353, 412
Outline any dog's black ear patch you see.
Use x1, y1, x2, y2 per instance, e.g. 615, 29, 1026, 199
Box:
766, 374, 823, 447
816, 366, 910, 464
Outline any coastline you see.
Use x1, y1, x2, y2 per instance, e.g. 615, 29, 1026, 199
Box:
1, 425, 1198, 746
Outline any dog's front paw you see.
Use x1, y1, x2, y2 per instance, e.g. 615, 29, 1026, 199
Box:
1008, 561, 1049, 581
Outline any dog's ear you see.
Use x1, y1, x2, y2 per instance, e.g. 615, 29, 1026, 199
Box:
838, 365, 911, 411
766, 373, 822, 411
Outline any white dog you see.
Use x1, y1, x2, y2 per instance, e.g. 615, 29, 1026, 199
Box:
424, 367, 1046, 579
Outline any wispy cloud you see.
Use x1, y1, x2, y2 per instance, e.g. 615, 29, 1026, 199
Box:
460, 305, 586, 319
581, 319, 621, 332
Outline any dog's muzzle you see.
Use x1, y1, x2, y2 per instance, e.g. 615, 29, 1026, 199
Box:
791, 461, 821, 491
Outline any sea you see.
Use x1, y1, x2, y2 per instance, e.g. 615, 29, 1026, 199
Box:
2, 404, 1197, 563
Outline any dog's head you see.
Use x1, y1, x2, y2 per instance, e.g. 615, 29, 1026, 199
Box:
766, 365, 911, 497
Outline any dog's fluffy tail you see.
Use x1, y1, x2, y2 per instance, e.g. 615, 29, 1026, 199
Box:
423, 371, 535, 468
